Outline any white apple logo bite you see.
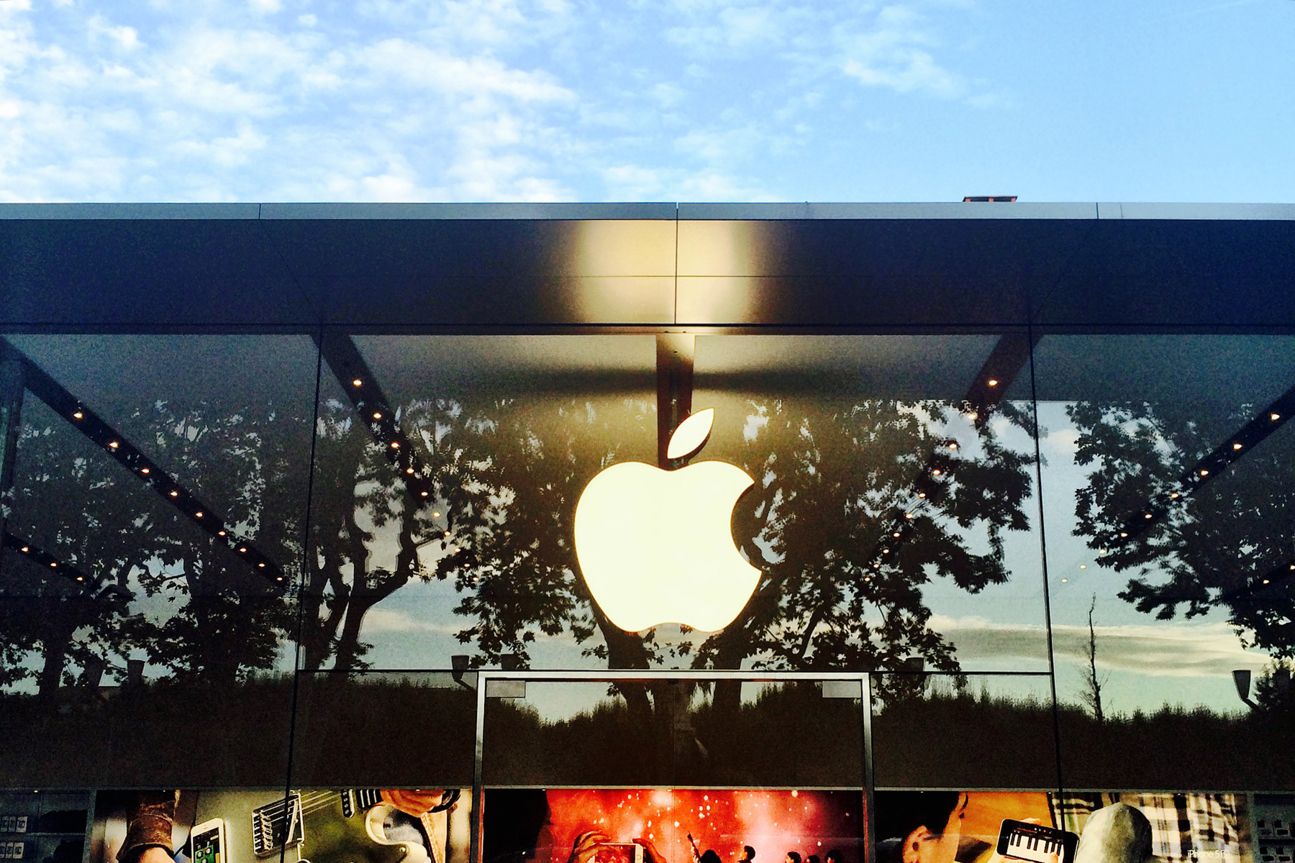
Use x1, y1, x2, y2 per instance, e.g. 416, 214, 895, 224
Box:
573, 408, 760, 632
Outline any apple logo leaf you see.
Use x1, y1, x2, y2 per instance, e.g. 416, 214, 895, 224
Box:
667, 408, 714, 461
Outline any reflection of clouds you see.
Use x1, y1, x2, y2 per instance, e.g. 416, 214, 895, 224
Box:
362, 608, 460, 635
932, 615, 1270, 676
1041, 426, 1080, 457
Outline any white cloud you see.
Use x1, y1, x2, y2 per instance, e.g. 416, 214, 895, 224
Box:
360, 38, 575, 104
932, 614, 1272, 677
0, 0, 1004, 202
88, 15, 142, 51
838, 4, 967, 99
363, 608, 460, 635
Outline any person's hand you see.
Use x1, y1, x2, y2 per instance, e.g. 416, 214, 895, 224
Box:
570, 831, 611, 863
137, 847, 173, 863
634, 837, 667, 863
381, 789, 448, 817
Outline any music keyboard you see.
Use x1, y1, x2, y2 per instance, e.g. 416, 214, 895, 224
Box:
996, 819, 1078, 863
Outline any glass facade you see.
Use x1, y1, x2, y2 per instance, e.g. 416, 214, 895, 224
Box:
1, 205, 1292, 863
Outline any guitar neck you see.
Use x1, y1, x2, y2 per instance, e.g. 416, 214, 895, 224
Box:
251, 790, 380, 856
345, 790, 385, 816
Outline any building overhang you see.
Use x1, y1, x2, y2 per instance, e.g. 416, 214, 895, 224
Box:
2, 202, 1292, 330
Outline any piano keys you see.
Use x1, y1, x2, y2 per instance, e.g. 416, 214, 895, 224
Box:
996, 819, 1079, 863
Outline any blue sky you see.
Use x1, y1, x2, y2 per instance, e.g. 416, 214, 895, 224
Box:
2, 0, 1293, 203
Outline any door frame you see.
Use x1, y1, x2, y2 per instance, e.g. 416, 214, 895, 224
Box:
467, 669, 875, 863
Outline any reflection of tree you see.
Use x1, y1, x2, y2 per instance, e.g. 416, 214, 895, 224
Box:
1068, 400, 1294, 660
1, 397, 302, 691
300, 399, 446, 671
1079, 594, 1107, 722
309, 391, 1037, 694
696, 398, 1034, 692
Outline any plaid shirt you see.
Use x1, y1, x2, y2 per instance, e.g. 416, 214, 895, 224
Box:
1049, 792, 1247, 863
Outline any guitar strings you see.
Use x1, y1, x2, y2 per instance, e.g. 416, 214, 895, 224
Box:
255, 790, 443, 822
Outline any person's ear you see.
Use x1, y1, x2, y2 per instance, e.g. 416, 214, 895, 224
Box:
902, 828, 931, 863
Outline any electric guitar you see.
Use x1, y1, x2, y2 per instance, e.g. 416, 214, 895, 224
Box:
97, 788, 460, 863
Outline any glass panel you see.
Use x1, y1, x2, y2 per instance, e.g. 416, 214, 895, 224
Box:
303, 334, 658, 673
690, 334, 1049, 675
0, 334, 316, 787
483, 677, 865, 787
870, 673, 1057, 789
303, 332, 1048, 679
1034, 334, 1295, 790
290, 670, 478, 787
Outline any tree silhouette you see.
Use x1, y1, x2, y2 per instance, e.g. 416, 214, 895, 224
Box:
0, 392, 304, 691
1067, 399, 1295, 660
307, 385, 1039, 710
1079, 593, 1107, 722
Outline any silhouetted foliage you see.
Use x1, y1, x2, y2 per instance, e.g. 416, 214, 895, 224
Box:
1068, 400, 1295, 658
305, 390, 1038, 692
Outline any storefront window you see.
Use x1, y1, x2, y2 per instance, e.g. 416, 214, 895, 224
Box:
0, 334, 317, 787
1034, 333, 1295, 789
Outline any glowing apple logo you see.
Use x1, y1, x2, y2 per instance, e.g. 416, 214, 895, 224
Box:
574, 409, 759, 632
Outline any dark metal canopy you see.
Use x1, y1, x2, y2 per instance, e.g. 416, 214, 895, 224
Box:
1, 202, 1292, 329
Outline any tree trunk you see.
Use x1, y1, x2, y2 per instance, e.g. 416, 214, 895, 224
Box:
332, 594, 374, 672
37, 632, 68, 696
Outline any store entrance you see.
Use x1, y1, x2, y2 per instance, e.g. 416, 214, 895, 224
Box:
471, 670, 873, 863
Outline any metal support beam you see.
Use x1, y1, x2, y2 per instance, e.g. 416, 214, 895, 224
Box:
656, 334, 695, 467
0, 345, 24, 588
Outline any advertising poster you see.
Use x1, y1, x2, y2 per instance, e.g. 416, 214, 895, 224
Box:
483, 789, 863, 863
87, 789, 471, 863
872, 791, 1250, 863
